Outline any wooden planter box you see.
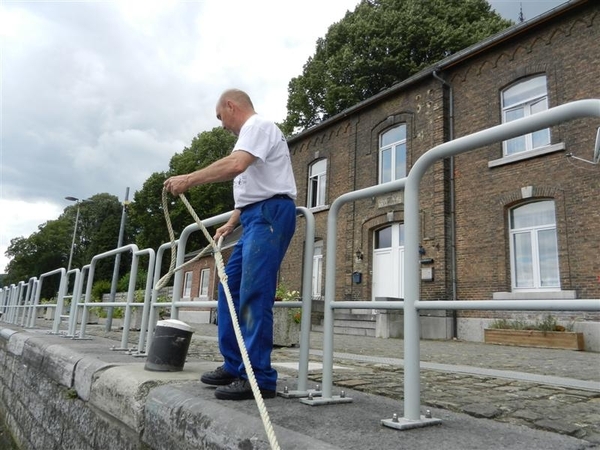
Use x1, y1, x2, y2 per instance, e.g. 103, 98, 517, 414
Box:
484, 328, 584, 350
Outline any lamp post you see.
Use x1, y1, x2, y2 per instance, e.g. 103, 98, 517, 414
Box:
106, 187, 130, 331
65, 196, 81, 272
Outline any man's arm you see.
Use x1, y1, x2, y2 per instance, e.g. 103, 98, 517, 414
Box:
164, 150, 255, 195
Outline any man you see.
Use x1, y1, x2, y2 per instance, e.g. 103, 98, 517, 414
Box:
164, 89, 297, 400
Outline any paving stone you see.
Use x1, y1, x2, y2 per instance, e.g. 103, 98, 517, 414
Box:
534, 419, 587, 438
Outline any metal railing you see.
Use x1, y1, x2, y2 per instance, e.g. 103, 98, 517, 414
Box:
145, 207, 317, 396
310, 99, 600, 429
1, 99, 598, 432
309, 99, 600, 430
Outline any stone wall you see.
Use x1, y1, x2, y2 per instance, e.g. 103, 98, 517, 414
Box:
0, 325, 344, 450
0, 328, 144, 450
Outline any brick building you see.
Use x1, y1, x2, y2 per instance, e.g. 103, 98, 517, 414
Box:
181, 0, 599, 347
280, 0, 599, 345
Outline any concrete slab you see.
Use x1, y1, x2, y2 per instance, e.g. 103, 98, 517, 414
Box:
140, 373, 593, 450
88, 361, 209, 432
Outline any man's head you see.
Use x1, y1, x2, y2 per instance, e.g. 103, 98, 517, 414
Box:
216, 89, 256, 136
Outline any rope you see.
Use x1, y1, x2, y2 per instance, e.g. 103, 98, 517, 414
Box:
156, 188, 281, 450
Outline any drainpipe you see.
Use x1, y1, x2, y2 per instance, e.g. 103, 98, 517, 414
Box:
432, 70, 458, 339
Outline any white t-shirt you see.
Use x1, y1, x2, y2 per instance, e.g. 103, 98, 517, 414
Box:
232, 114, 297, 209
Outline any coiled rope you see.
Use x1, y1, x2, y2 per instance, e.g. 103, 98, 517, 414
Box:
155, 188, 281, 450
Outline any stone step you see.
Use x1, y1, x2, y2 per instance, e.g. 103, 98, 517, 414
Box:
332, 312, 376, 322
333, 319, 376, 329
311, 324, 376, 337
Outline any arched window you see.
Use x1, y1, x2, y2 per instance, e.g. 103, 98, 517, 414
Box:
509, 201, 560, 290
308, 159, 327, 208
379, 125, 406, 184
502, 76, 550, 156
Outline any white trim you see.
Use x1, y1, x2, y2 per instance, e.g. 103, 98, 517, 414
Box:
488, 142, 565, 168
492, 290, 576, 300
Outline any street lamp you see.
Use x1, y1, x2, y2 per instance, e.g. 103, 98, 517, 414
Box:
106, 187, 130, 331
65, 196, 81, 272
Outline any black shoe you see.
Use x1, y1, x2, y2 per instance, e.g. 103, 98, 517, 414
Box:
200, 366, 237, 386
214, 379, 277, 400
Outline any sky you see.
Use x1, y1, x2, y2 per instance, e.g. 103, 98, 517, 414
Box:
0, 0, 568, 274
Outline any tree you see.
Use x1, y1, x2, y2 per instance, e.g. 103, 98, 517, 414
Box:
3, 194, 124, 298
4, 219, 73, 297
129, 127, 237, 261
283, 0, 512, 133
74, 193, 128, 282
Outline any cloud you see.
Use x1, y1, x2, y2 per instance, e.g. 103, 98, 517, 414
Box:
0, 0, 361, 272
0, 0, 567, 273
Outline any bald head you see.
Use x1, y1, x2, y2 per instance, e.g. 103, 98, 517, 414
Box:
216, 89, 256, 136
218, 89, 255, 111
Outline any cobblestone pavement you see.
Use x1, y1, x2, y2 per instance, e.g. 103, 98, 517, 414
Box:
86, 323, 600, 447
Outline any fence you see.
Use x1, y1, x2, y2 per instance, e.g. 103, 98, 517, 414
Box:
309, 98, 600, 430
1, 98, 599, 433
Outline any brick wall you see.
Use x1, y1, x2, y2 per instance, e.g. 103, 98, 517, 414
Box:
281, 1, 599, 326
286, 79, 450, 302
447, 4, 600, 303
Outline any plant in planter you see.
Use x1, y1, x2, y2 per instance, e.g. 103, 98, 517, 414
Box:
484, 314, 584, 350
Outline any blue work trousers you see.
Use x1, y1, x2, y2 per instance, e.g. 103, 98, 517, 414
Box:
217, 197, 296, 390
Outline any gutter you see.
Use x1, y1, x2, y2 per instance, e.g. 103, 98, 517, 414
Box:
432, 70, 458, 339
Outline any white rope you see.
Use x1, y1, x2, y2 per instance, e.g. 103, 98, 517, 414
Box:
155, 188, 281, 450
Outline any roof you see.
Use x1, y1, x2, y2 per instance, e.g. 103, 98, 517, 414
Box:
287, 0, 587, 144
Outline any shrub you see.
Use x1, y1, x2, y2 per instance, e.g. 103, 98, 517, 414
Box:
489, 314, 566, 332
91, 280, 112, 302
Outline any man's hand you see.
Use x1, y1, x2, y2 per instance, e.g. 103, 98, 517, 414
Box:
164, 174, 190, 196
214, 209, 241, 241
214, 223, 235, 241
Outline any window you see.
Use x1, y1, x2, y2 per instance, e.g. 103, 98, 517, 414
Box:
308, 159, 327, 208
502, 76, 550, 156
312, 240, 323, 299
374, 224, 405, 249
379, 125, 406, 184
183, 271, 193, 298
199, 268, 210, 298
509, 201, 560, 290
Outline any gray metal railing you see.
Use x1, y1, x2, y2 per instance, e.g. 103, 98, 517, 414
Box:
310, 99, 600, 430
1, 99, 598, 434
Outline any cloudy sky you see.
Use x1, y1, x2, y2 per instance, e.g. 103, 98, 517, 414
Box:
0, 0, 567, 273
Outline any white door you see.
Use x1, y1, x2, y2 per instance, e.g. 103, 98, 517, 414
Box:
372, 224, 405, 301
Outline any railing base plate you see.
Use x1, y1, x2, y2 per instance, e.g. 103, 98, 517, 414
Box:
381, 415, 442, 430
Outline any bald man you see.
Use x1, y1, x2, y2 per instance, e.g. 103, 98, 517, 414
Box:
164, 89, 297, 400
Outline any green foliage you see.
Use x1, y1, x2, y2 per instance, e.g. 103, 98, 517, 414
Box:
275, 284, 300, 301
117, 269, 149, 292
489, 315, 567, 332
3, 193, 127, 296
283, 0, 512, 132
275, 284, 301, 323
129, 127, 236, 258
4, 219, 73, 297
91, 280, 112, 302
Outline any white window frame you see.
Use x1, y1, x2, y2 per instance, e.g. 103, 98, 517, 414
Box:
509, 201, 560, 291
501, 75, 550, 156
312, 240, 323, 299
198, 268, 210, 299
379, 124, 407, 184
183, 271, 193, 298
308, 159, 327, 208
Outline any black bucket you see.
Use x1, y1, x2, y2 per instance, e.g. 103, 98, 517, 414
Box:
145, 319, 194, 372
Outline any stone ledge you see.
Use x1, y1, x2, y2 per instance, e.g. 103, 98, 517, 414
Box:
144, 383, 345, 450
88, 362, 209, 432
